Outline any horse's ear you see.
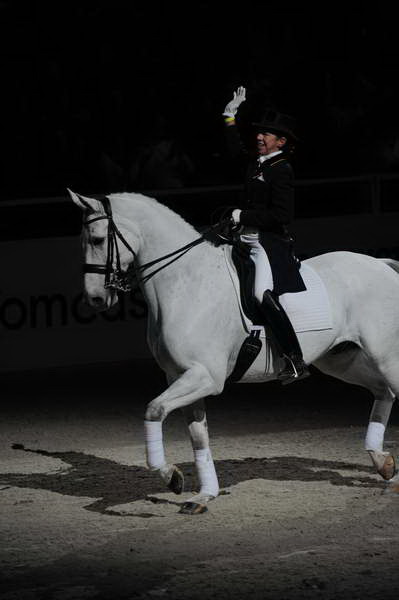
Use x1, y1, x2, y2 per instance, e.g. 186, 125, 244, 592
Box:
67, 189, 97, 213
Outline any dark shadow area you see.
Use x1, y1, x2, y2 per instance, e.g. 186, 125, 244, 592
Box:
0, 444, 385, 518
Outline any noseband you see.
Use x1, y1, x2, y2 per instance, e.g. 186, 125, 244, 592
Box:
83, 196, 136, 292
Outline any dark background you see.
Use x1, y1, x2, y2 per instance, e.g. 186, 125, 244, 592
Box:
2, 2, 399, 201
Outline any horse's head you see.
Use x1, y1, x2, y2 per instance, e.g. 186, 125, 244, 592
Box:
69, 189, 138, 311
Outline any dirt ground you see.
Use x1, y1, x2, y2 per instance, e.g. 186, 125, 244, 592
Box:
1, 360, 399, 600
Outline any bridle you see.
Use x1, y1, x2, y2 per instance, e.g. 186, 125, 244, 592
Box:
83, 196, 137, 292
81, 195, 232, 292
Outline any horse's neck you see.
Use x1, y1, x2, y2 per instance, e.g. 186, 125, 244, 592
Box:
115, 194, 208, 262
112, 193, 220, 307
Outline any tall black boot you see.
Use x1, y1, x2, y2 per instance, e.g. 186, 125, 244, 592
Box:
257, 290, 310, 384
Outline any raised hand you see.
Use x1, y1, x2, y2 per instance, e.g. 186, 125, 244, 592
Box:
222, 86, 247, 117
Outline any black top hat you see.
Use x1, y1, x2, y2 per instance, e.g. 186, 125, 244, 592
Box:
252, 109, 298, 141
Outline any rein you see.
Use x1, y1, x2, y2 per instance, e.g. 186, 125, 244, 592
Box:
82, 195, 231, 292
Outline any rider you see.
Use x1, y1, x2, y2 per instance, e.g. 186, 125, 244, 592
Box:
222, 86, 309, 384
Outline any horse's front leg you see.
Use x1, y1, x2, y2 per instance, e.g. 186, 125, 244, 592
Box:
144, 362, 223, 512
178, 400, 219, 514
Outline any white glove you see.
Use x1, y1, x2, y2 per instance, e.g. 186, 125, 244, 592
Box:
231, 209, 242, 224
223, 86, 246, 118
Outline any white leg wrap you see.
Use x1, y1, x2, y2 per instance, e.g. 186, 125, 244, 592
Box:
144, 420, 167, 471
365, 421, 385, 452
194, 448, 219, 497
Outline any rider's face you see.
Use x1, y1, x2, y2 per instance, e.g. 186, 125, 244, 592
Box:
256, 131, 286, 156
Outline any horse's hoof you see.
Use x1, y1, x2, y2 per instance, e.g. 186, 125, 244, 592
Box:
178, 502, 208, 515
167, 466, 184, 495
384, 481, 399, 495
378, 454, 396, 481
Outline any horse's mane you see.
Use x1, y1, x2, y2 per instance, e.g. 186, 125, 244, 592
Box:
109, 192, 197, 234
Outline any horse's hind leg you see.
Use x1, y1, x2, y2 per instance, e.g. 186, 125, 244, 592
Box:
314, 344, 396, 480
144, 362, 222, 511
361, 351, 399, 486
179, 400, 219, 514
366, 389, 396, 480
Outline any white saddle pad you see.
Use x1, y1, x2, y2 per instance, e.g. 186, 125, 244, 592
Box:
224, 246, 333, 334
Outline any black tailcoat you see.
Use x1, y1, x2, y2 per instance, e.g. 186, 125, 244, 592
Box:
226, 126, 306, 296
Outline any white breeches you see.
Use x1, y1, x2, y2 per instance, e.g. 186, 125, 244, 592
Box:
240, 232, 274, 302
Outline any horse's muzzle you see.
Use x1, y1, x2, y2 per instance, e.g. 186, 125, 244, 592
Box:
85, 289, 117, 311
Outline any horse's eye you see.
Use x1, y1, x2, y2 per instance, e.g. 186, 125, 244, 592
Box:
91, 237, 104, 246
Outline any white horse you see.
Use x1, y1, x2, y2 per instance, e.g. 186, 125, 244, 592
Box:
69, 189, 399, 514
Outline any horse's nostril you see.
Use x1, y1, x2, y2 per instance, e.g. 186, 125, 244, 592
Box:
91, 296, 105, 307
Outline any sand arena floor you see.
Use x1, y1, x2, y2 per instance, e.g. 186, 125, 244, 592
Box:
1, 360, 399, 599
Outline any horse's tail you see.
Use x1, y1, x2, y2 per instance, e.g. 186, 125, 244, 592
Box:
378, 257, 399, 275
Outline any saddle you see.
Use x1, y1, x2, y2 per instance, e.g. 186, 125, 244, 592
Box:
226, 239, 333, 382
226, 241, 264, 383
230, 241, 262, 325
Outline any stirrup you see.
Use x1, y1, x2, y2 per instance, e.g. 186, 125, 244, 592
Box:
278, 355, 310, 385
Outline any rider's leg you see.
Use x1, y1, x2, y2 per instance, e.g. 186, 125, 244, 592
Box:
258, 290, 310, 383
247, 236, 309, 383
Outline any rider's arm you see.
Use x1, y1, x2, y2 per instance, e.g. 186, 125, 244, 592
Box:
223, 86, 247, 160
224, 123, 247, 160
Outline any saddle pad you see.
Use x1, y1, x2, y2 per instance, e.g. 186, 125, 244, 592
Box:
224, 246, 333, 335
